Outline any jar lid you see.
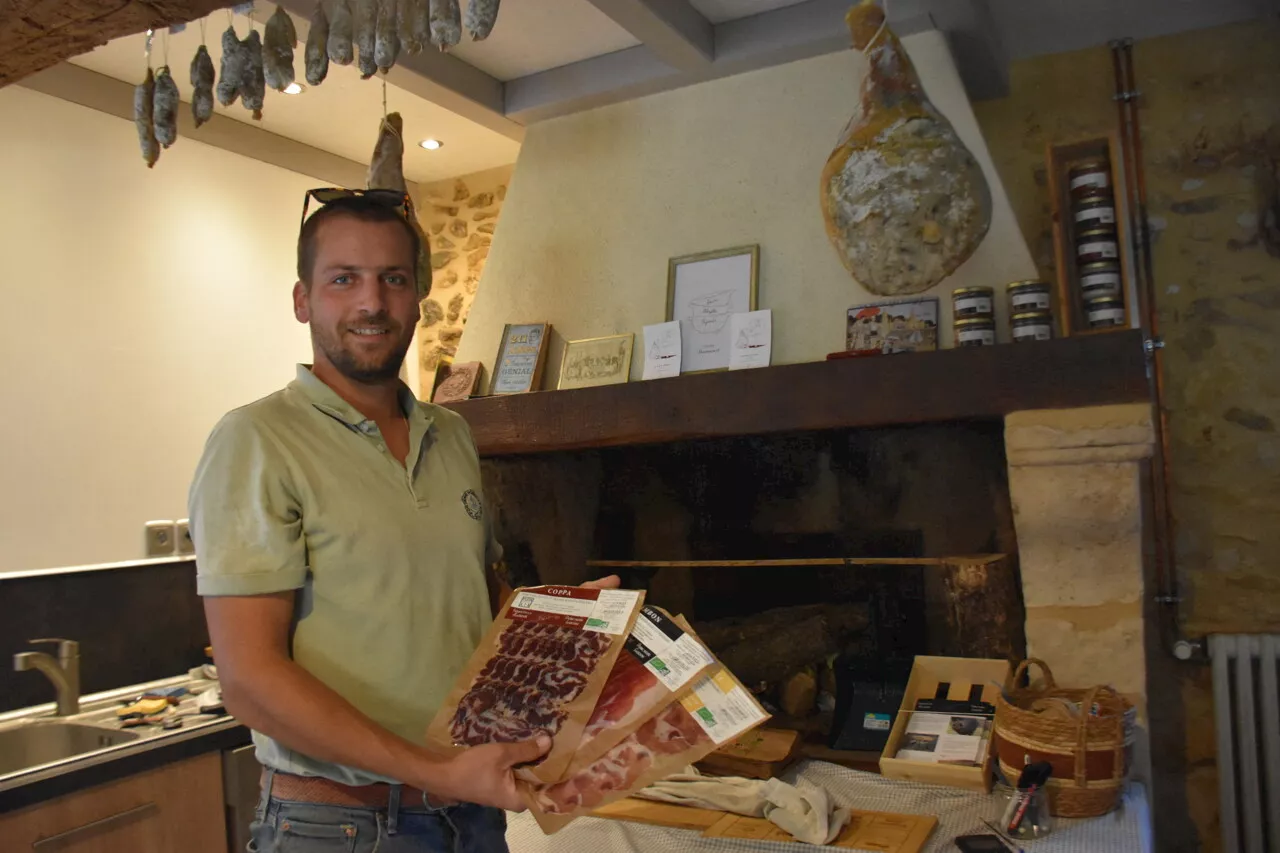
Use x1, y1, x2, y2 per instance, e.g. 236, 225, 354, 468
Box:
1070, 157, 1110, 173
1080, 261, 1121, 273
1075, 193, 1115, 207
1012, 311, 1053, 321
1007, 279, 1049, 290
954, 317, 994, 327
1086, 296, 1125, 308
1077, 227, 1118, 239
953, 286, 994, 296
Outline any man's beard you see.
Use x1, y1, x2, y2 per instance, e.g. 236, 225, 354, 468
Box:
312, 314, 412, 384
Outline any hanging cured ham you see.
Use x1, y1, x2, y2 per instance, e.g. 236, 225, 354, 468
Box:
820, 0, 991, 296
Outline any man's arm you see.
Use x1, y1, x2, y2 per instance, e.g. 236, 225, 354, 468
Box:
204, 592, 547, 810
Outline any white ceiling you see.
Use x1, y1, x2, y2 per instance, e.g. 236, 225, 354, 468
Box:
67, 7, 522, 183
688, 0, 810, 26
56, 0, 876, 182
449, 0, 640, 81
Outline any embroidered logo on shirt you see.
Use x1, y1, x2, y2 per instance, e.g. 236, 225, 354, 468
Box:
461, 489, 483, 521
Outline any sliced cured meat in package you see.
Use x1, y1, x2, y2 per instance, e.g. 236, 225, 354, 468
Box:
521, 657, 770, 833
570, 605, 716, 772
425, 585, 644, 785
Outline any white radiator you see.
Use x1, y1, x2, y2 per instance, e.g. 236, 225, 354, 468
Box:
1212, 634, 1280, 853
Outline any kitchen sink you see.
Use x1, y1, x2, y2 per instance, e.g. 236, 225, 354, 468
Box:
0, 721, 140, 776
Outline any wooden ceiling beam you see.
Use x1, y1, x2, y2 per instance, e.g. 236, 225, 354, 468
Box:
0, 0, 231, 88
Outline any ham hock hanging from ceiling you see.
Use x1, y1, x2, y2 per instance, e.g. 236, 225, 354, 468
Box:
820, 0, 992, 297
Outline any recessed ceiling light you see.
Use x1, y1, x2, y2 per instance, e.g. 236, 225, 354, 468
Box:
419, 138, 443, 150
283, 82, 304, 95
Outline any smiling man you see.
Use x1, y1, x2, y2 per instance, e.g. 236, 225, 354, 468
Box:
188, 191, 613, 852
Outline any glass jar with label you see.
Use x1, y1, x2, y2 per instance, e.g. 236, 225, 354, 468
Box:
1076, 227, 1119, 264
952, 286, 994, 319
954, 316, 995, 347
1085, 296, 1126, 328
1069, 158, 1110, 197
1073, 193, 1116, 228
1011, 311, 1054, 342
1079, 261, 1122, 300
1007, 280, 1052, 313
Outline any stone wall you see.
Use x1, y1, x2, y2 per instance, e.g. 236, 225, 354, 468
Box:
414, 163, 513, 400
972, 20, 1280, 852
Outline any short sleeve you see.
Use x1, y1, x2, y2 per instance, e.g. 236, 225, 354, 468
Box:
189, 410, 307, 596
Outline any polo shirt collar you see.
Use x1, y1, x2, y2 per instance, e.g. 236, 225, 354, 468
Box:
290, 364, 434, 434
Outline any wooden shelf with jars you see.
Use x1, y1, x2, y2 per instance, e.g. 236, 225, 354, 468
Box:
1046, 135, 1138, 336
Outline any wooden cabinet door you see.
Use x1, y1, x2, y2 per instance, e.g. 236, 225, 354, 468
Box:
0, 751, 227, 853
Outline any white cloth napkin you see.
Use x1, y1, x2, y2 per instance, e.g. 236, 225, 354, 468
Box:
633, 766, 852, 845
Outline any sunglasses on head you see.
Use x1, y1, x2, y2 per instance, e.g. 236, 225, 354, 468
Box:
299, 187, 415, 231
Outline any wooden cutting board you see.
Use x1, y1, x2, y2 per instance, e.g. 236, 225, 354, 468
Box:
697, 727, 800, 779
593, 797, 937, 852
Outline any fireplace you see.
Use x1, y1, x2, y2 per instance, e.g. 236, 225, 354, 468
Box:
448, 332, 1156, 761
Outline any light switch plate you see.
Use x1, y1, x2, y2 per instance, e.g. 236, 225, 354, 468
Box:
145, 520, 176, 557
176, 519, 194, 555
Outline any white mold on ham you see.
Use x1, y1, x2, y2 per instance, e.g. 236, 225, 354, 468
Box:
820, 0, 992, 296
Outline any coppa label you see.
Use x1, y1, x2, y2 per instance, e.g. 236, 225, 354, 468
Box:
506, 587, 640, 635
679, 670, 768, 745
625, 607, 715, 691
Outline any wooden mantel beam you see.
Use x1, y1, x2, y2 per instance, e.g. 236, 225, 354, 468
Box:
445, 331, 1152, 457
0, 0, 231, 88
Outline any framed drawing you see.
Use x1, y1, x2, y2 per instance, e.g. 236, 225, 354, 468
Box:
667, 244, 759, 373
558, 333, 634, 391
846, 297, 939, 355
432, 361, 483, 403
490, 323, 551, 395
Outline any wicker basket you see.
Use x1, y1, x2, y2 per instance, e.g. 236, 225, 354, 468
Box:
992, 659, 1134, 817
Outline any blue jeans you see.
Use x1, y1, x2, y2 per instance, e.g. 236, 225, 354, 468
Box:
248, 769, 510, 852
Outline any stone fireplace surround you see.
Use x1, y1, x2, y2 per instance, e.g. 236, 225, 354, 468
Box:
447, 329, 1155, 720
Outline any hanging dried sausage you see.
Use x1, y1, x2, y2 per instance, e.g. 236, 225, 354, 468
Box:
135, 68, 159, 168
329, 0, 355, 65
263, 7, 297, 92
215, 26, 244, 106
153, 66, 179, 148
190, 44, 215, 127
305, 3, 330, 85
241, 29, 266, 120
374, 0, 400, 73
464, 0, 499, 41
429, 0, 460, 50
354, 0, 378, 77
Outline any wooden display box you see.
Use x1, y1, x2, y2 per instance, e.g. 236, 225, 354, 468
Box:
1046, 135, 1138, 336
878, 656, 1011, 792
697, 727, 800, 779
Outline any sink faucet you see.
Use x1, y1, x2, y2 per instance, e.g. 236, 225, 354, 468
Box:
14, 638, 80, 716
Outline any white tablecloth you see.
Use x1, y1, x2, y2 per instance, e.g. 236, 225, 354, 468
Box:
506, 760, 1153, 853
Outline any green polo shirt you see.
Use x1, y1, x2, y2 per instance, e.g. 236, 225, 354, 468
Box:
189, 364, 498, 785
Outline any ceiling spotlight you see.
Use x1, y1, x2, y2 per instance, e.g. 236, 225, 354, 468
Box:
283, 82, 304, 95
419, 138, 443, 150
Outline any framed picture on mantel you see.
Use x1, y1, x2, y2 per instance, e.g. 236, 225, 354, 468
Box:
490, 323, 551, 395
667, 244, 759, 373
558, 333, 634, 391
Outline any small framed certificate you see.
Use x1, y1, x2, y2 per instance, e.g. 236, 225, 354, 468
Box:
666, 244, 759, 373
490, 323, 551, 395
558, 333, 634, 391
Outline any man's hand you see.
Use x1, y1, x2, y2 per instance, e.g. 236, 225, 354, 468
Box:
580, 575, 621, 590
421, 735, 552, 811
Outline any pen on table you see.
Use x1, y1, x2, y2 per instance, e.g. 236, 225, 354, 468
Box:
981, 818, 1025, 853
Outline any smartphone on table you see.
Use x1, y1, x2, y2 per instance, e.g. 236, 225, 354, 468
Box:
954, 835, 1009, 853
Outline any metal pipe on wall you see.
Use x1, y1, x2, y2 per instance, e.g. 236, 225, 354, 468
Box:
1108, 38, 1200, 660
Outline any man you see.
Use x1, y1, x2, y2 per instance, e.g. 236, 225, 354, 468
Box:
190, 191, 615, 852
